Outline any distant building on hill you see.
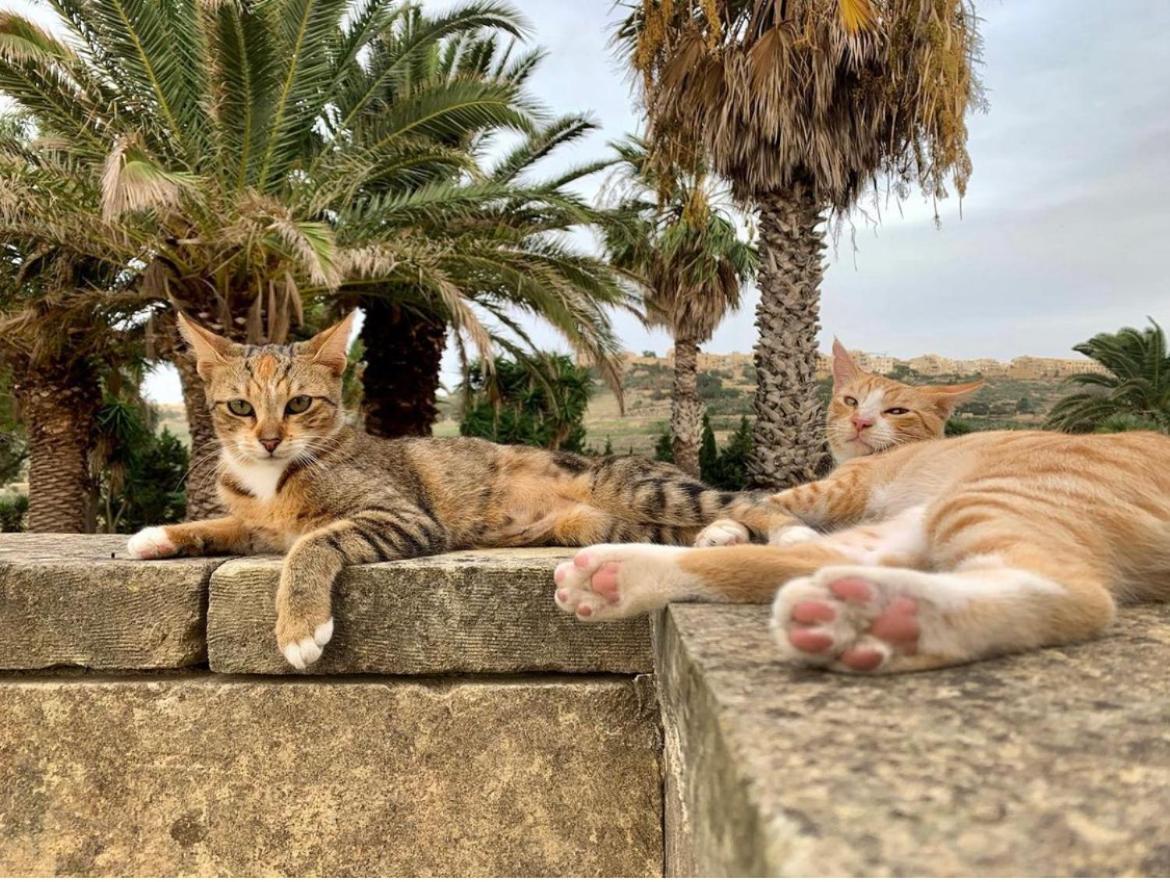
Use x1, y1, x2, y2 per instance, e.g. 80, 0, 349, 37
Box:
621, 349, 1108, 381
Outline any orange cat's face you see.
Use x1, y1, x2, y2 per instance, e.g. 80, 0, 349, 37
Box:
827, 340, 983, 463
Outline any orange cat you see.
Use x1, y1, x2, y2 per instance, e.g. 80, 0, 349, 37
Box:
554, 343, 1170, 673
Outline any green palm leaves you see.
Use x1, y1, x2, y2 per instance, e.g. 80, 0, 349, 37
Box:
0, 0, 626, 371
1047, 321, 1170, 433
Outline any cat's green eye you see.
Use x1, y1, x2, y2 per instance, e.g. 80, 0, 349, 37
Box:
884, 407, 910, 415
285, 395, 312, 415
226, 399, 254, 417
843, 396, 858, 407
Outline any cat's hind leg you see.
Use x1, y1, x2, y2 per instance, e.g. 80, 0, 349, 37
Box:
554, 541, 852, 620
771, 550, 1116, 674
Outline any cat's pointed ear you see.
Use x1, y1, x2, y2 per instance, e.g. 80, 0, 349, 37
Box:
924, 380, 985, 417
307, 310, 356, 376
831, 338, 861, 387
176, 312, 235, 381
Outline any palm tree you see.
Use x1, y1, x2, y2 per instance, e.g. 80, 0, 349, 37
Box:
603, 138, 756, 476
620, 0, 982, 487
1046, 321, 1170, 433
0, 1, 631, 516
353, 17, 585, 438
0, 232, 137, 532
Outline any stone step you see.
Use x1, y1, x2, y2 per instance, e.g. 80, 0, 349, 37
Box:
0, 673, 663, 876
656, 603, 1170, 876
208, 549, 651, 675
0, 535, 223, 670
0, 537, 649, 674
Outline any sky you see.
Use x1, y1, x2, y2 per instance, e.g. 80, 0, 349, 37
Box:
7, 0, 1168, 402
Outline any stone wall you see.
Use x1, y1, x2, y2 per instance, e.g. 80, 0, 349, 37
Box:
0, 536, 663, 876
656, 603, 1170, 875
6, 534, 1169, 876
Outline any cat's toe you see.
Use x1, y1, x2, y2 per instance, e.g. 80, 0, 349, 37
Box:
768, 524, 820, 547
771, 577, 856, 664
694, 519, 749, 548
126, 526, 178, 560
277, 617, 334, 670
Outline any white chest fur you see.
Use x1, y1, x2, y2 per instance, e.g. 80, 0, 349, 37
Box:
224, 455, 290, 502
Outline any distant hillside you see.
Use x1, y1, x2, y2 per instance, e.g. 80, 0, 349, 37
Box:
563, 355, 1072, 457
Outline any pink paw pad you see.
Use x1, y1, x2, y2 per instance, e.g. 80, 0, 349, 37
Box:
829, 577, 874, 603
791, 601, 836, 625
869, 596, 920, 646
589, 562, 621, 602
789, 627, 834, 654
840, 646, 885, 671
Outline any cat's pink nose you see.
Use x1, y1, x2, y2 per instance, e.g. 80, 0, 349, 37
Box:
850, 415, 874, 432
259, 437, 282, 453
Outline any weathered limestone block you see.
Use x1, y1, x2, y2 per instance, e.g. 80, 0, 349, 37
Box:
657, 603, 1170, 876
208, 548, 651, 674
0, 674, 663, 876
0, 535, 223, 670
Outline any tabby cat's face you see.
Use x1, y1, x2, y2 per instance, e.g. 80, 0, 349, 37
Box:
827, 340, 982, 463
178, 312, 354, 464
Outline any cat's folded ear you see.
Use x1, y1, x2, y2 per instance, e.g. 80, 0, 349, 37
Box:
176, 312, 237, 381
831, 338, 861, 387
924, 380, 985, 417
305, 310, 357, 376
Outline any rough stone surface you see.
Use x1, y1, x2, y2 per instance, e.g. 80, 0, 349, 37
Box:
208, 548, 652, 674
0, 535, 224, 670
657, 603, 1170, 876
0, 673, 664, 876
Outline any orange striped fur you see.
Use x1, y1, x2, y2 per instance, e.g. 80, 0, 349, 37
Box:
554, 347, 1170, 673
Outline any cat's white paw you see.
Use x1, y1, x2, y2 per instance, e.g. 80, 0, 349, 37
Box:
769, 524, 820, 547
553, 544, 692, 621
280, 618, 334, 670
693, 519, 749, 548
126, 526, 178, 559
770, 566, 931, 674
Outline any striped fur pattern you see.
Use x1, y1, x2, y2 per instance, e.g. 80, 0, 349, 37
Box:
555, 348, 1170, 674
126, 312, 790, 668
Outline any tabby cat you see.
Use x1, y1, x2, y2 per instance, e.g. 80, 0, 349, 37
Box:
554, 341, 1170, 673
127, 312, 790, 668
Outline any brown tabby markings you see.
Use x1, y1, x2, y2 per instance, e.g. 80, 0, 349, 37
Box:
554, 343, 1170, 674
126, 312, 791, 668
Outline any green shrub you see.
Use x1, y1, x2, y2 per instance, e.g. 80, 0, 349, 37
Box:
702, 416, 754, 490
0, 494, 28, 532
459, 355, 593, 451
654, 430, 674, 463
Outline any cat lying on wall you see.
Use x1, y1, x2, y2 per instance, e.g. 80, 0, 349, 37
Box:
555, 341, 1170, 673
126, 312, 791, 668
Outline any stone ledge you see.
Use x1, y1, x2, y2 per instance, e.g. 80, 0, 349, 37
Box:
657, 603, 1170, 876
0, 673, 663, 876
208, 549, 651, 675
0, 535, 225, 670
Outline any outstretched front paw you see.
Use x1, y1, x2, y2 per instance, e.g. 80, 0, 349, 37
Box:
276, 614, 334, 670
126, 526, 179, 559
771, 566, 941, 674
553, 544, 691, 621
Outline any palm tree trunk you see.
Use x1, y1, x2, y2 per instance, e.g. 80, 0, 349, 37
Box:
22, 369, 98, 532
670, 335, 703, 478
749, 185, 829, 489
175, 351, 225, 520
360, 297, 446, 437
